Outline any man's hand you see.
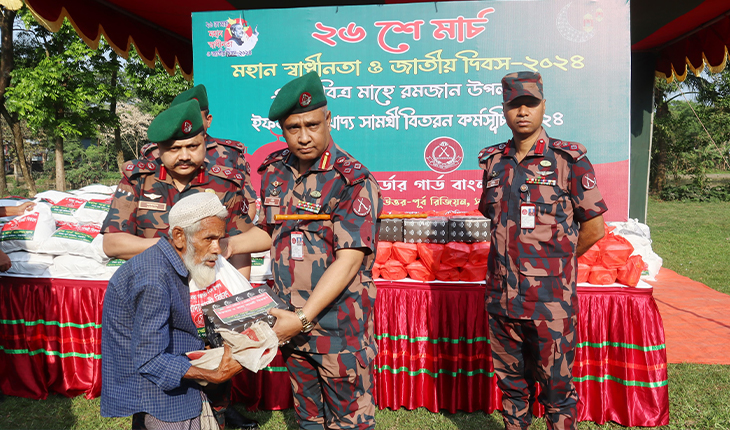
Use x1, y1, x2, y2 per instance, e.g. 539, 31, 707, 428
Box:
0, 202, 35, 217
183, 344, 243, 384
269, 308, 304, 344
0, 250, 11, 272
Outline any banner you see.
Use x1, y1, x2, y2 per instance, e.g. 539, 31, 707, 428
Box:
192, 0, 630, 221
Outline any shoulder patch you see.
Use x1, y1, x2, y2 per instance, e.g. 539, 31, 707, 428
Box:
211, 136, 247, 155
478, 143, 505, 164
209, 165, 244, 182
257, 148, 290, 173
122, 159, 157, 179
550, 139, 586, 161
333, 154, 370, 185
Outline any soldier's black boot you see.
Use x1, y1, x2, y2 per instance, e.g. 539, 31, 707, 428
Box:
224, 407, 259, 429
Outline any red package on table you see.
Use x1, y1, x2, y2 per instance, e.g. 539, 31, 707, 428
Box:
417, 243, 444, 272
616, 254, 644, 287
577, 263, 590, 284
380, 260, 408, 280
588, 265, 617, 285
459, 263, 488, 283
406, 260, 436, 282
372, 263, 381, 279
600, 234, 634, 269
376, 241, 392, 264
578, 243, 601, 266
441, 242, 470, 268
435, 263, 460, 282
391, 242, 419, 265
467, 242, 491, 266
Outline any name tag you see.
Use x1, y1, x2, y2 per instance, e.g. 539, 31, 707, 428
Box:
291, 232, 303, 261
264, 197, 281, 206
520, 203, 536, 229
138, 201, 167, 211
487, 178, 500, 188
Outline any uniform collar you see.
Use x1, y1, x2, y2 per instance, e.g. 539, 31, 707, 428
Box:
284, 139, 335, 173
157, 160, 208, 187
504, 127, 550, 159
157, 238, 189, 278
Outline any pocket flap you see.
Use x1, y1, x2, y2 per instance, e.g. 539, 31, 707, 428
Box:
518, 257, 562, 277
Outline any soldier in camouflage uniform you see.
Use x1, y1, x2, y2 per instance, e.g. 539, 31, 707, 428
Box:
142, 84, 258, 280
477, 72, 607, 430
101, 100, 270, 430
260, 72, 382, 430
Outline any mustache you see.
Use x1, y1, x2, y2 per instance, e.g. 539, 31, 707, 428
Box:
174, 161, 196, 168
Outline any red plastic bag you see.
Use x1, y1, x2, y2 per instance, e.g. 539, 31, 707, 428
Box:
578, 243, 601, 266
616, 255, 644, 287
441, 242, 471, 268
588, 265, 617, 285
376, 242, 392, 264
599, 233, 634, 269
459, 263, 489, 283
380, 260, 408, 280
406, 260, 435, 282
417, 243, 444, 272
577, 263, 590, 284
467, 242, 491, 266
372, 263, 381, 279
435, 263, 460, 282
391, 242, 419, 265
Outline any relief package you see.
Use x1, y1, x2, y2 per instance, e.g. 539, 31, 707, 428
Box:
0, 204, 56, 253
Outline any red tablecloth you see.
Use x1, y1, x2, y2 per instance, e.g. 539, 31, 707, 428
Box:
373, 281, 669, 427
0, 276, 668, 426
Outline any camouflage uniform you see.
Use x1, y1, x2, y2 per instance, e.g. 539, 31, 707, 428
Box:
478, 128, 607, 430
258, 141, 382, 430
101, 157, 252, 238
141, 133, 257, 210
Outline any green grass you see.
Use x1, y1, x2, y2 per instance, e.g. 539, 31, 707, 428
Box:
2, 199, 730, 429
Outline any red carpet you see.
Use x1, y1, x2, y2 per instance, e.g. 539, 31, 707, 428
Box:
647, 268, 730, 365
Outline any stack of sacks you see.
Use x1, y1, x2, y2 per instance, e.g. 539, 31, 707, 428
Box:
373, 241, 490, 283
0, 184, 116, 279
577, 224, 646, 287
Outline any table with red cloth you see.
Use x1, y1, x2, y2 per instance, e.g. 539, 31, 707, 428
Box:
0, 276, 668, 427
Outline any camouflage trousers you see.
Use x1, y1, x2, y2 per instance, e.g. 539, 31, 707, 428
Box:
283, 349, 376, 430
488, 314, 578, 430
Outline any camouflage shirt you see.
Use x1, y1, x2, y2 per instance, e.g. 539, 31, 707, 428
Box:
141, 133, 257, 208
477, 128, 607, 320
101, 157, 253, 238
257, 141, 383, 355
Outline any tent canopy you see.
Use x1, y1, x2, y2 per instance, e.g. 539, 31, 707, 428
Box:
24, 0, 730, 81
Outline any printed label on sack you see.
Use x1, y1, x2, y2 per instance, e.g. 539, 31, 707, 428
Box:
84, 201, 111, 212
189, 280, 232, 335
51, 197, 87, 215
51, 224, 100, 243
0, 212, 38, 241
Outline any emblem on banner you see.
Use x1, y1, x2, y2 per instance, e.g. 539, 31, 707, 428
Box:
424, 137, 463, 174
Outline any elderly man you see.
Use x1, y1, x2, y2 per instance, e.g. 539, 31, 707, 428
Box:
101, 193, 245, 429
477, 71, 606, 430
101, 99, 269, 429
260, 71, 382, 430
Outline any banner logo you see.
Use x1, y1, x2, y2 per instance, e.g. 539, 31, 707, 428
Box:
424, 137, 463, 174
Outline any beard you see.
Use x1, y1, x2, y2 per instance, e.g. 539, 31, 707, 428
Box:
183, 245, 217, 288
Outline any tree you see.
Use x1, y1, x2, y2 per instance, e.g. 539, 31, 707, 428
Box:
98, 102, 153, 162
5, 17, 116, 191
0, 5, 36, 195
124, 49, 192, 116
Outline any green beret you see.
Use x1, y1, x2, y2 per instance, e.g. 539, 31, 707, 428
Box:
171, 84, 209, 111
268, 71, 327, 121
147, 99, 204, 143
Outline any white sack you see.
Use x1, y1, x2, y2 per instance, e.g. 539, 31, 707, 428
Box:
0, 204, 56, 253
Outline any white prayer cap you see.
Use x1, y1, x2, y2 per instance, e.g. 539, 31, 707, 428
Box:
168, 192, 227, 230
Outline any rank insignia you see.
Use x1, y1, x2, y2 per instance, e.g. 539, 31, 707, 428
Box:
336, 156, 346, 164
310, 190, 321, 198
296, 200, 321, 213
526, 177, 557, 186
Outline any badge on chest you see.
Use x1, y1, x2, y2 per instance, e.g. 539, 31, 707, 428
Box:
138, 201, 166, 211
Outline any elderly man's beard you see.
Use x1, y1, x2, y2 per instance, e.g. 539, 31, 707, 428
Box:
183, 242, 217, 287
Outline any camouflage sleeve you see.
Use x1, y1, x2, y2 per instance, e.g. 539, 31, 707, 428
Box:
331, 176, 382, 254
224, 188, 253, 237
236, 154, 258, 206
101, 176, 139, 235
570, 156, 608, 223
256, 171, 274, 236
